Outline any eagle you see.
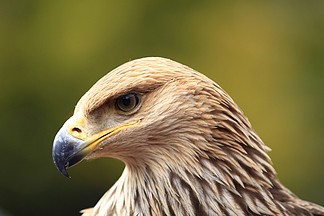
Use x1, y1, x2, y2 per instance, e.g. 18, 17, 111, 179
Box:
52, 57, 324, 216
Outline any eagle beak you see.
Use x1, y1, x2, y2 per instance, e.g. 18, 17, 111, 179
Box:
52, 127, 86, 178
52, 118, 140, 178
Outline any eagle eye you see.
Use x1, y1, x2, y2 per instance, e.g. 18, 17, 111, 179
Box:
116, 93, 141, 114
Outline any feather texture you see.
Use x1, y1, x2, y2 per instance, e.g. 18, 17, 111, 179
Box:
57, 57, 324, 216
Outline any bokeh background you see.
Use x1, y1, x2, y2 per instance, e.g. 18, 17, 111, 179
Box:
0, 1, 323, 215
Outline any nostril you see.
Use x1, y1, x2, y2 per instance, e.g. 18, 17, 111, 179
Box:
71, 127, 82, 134
69, 126, 87, 140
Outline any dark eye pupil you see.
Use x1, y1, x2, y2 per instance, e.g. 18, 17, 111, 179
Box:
116, 93, 140, 113
121, 95, 132, 107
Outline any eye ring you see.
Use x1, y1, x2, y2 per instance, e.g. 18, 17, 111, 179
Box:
116, 93, 141, 114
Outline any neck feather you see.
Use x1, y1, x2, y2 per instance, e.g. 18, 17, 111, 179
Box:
90, 150, 293, 216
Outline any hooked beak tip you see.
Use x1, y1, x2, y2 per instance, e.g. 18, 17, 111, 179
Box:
53, 158, 71, 178
52, 127, 85, 178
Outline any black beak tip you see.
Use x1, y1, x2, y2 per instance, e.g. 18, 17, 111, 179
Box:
60, 168, 71, 178
57, 167, 71, 178
52, 128, 74, 178
52, 127, 87, 178
54, 161, 71, 178
53, 151, 71, 178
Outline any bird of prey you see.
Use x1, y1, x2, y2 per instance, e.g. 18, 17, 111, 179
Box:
53, 57, 324, 216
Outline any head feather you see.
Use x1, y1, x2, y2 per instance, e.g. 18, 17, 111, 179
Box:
65, 57, 324, 216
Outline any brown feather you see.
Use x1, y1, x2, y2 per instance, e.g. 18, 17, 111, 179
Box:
63, 57, 323, 216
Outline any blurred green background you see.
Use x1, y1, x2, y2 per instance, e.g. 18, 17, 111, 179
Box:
0, 1, 323, 215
